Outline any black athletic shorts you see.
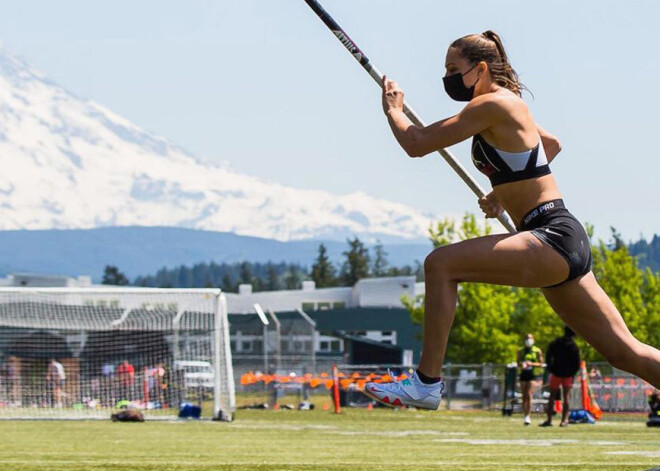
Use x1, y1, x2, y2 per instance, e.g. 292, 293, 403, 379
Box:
519, 370, 539, 382
517, 199, 592, 287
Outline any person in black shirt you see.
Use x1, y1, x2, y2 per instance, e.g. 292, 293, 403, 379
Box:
540, 326, 581, 427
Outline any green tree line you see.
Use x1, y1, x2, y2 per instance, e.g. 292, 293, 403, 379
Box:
402, 214, 660, 364
104, 237, 423, 292
310, 239, 423, 288
131, 261, 306, 292
629, 234, 660, 272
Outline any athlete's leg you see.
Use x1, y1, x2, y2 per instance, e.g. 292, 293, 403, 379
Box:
418, 232, 570, 377
530, 379, 541, 415
365, 231, 571, 410
521, 380, 534, 421
542, 272, 660, 389
560, 386, 570, 425
541, 387, 555, 426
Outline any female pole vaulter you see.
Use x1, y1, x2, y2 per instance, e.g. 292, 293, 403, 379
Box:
364, 31, 660, 409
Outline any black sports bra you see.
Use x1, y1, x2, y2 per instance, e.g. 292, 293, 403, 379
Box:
471, 133, 551, 187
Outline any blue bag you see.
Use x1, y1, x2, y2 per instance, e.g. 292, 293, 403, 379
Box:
569, 409, 595, 424
178, 402, 201, 419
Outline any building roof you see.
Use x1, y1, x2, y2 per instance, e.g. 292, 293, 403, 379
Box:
331, 331, 402, 351
227, 307, 423, 362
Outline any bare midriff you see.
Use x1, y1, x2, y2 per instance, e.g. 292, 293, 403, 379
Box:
492, 174, 563, 228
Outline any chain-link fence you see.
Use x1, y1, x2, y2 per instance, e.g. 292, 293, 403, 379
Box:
440, 362, 654, 413
232, 359, 656, 413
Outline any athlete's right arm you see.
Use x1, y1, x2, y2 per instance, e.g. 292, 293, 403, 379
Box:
382, 76, 504, 158
537, 125, 562, 162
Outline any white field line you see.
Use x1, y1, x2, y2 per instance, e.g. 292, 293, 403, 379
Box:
432, 438, 628, 446
0, 459, 655, 467
227, 423, 338, 431
327, 430, 469, 437
607, 451, 660, 458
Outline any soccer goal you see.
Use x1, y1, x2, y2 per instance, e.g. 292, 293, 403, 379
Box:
0, 287, 235, 420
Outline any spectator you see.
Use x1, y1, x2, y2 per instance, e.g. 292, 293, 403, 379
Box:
101, 362, 115, 377
517, 333, 544, 425
116, 360, 135, 401
540, 326, 581, 427
2, 356, 20, 406
101, 362, 115, 406
46, 358, 66, 407
148, 364, 165, 405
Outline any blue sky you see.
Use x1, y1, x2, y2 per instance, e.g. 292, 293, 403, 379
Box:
1, 0, 659, 242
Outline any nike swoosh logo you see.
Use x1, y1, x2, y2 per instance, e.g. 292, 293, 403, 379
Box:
544, 228, 563, 237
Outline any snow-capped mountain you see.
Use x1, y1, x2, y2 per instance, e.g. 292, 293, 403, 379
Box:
0, 43, 437, 242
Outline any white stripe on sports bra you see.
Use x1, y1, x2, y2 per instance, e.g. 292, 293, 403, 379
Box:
489, 134, 548, 172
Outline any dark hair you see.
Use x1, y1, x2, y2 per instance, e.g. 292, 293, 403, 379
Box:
449, 30, 527, 97
564, 326, 576, 338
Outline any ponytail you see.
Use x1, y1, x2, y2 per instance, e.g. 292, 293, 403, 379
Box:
450, 31, 529, 97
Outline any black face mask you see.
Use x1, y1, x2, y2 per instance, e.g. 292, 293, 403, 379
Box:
443, 64, 479, 102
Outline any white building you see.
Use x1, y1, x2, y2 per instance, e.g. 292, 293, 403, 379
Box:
0, 273, 92, 288
225, 276, 423, 314
225, 276, 424, 365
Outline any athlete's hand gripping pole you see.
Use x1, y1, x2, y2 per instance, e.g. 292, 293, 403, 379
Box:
302, 0, 517, 233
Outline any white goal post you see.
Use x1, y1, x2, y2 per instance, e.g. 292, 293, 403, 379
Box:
0, 287, 235, 420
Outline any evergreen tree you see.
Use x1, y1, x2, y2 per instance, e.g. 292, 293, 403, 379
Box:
341, 237, 370, 286
266, 264, 280, 291
414, 260, 424, 282
135, 277, 148, 287
285, 264, 303, 290
131, 260, 306, 289
629, 234, 660, 273
102, 265, 129, 286
221, 274, 235, 293
311, 244, 337, 288
177, 266, 193, 287
239, 262, 253, 285
387, 265, 414, 277
252, 276, 265, 292
371, 241, 389, 277
609, 226, 625, 250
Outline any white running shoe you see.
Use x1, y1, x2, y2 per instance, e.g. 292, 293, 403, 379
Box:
524, 415, 531, 425
363, 369, 444, 410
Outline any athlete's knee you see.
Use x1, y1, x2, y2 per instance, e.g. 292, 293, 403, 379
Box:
424, 249, 442, 272
424, 247, 455, 279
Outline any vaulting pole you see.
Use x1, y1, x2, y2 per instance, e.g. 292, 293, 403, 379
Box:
302, 0, 517, 233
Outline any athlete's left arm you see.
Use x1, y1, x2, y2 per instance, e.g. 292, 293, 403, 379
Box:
537, 125, 562, 163
382, 77, 501, 158
537, 350, 545, 368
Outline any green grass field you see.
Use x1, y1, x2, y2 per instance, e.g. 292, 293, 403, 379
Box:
1, 409, 659, 471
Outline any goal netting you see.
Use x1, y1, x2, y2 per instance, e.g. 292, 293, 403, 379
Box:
0, 288, 235, 420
